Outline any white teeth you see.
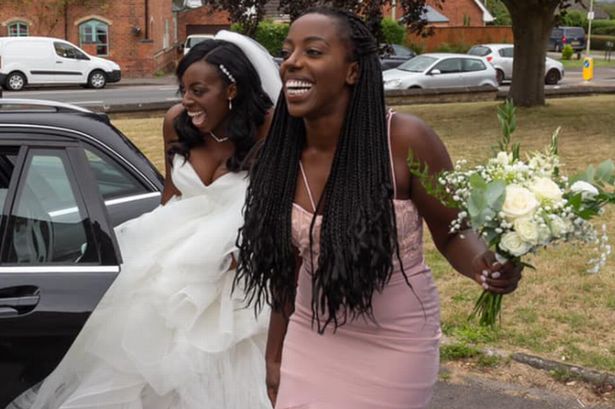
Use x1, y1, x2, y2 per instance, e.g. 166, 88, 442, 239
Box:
285, 80, 313, 90
186, 110, 204, 118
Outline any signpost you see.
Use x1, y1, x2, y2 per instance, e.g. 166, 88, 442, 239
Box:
584, 0, 595, 81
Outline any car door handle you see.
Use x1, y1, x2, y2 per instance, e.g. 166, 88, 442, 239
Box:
0, 295, 40, 308
0, 289, 40, 316
56, 61, 63, 64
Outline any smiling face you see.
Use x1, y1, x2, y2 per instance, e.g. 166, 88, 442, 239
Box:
180, 60, 236, 135
280, 13, 358, 119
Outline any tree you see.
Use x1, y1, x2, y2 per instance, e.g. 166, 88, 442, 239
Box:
501, 0, 580, 107
209, 0, 269, 37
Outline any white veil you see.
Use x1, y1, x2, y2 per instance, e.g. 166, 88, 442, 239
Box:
214, 30, 282, 105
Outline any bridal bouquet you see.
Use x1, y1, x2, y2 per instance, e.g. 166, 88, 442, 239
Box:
409, 101, 614, 327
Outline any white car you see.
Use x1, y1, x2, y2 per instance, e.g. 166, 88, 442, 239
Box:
468, 44, 564, 85
182, 34, 214, 56
383, 53, 498, 90
0, 36, 121, 91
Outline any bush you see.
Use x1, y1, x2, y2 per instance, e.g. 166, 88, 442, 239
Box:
381, 18, 405, 45
561, 44, 575, 60
407, 43, 424, 55
590, 34, 615, 51
559, 10, 588, 30
435, 42, 472, 53
231, 21, 289, 57
591, 20, 615, 36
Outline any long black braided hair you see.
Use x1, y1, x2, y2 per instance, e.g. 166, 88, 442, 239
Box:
168, 39, 273, 171
236, 7, 409, 332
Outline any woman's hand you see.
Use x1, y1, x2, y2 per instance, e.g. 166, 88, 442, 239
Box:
472, 251, 523, 294
266, 360, 281, 407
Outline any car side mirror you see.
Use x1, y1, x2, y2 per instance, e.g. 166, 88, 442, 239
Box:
430, 69, 441, 75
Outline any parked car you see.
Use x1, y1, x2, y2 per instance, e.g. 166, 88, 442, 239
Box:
379, 43, 416, 70
548, 26, 586, 54
467, 44, 564, 85
383, 53, 498, 90
0, 99, 163, 407
0, 37, 121, 91
182, 34, 215, 56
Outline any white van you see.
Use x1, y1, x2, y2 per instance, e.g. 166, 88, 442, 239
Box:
0, 37, 121, 91
183, 34, 214, 56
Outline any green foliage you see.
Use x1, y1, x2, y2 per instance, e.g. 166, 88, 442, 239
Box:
435, 42, 472, 53
591, 20, 615, 36
590, 35, 615, 51
486, 0, 511, 26
231, 20, 289, 56
495, 100, 519, 160
407, 42, 424, 55
440, 343, 481, 361
560, 10, 588, 29
381, 17, 405, 45
598, 1, 615, 19
562, 44, 575, 60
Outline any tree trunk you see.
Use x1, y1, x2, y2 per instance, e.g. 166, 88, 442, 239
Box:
503, 1, 559, 107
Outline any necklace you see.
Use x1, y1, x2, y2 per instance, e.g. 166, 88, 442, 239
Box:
210, 130, 229, 143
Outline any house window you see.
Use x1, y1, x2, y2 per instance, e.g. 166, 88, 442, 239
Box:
8, 21, 28, 37
79, 19, 109, 56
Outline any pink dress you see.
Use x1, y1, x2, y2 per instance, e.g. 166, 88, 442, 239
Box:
275, 113, 441, 409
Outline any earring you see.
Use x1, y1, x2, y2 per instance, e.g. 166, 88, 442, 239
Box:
228, 99, 233, 111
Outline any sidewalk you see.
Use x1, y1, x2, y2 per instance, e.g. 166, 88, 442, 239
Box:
112, 74, 176, 87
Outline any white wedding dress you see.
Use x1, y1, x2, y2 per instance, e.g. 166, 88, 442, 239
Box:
13, 155, 271, 409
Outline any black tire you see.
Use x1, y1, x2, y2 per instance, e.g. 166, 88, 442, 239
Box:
408, 85, 421, 89
5, 71, 26, 91
545, 69, 561, 85
495, 69, 505, 86
87, 70, 107, 89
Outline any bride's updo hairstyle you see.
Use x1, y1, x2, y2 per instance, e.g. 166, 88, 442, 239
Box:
169, 40, 273, 172
236, 8, 409, 332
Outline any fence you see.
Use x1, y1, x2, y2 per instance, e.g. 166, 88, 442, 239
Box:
407, 26, 514, 52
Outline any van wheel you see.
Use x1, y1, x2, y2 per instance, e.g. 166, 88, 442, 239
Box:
5, 72, 26, 91
88, 70, 107, 89
495, 69, 505, 85
545, 69, 561, 85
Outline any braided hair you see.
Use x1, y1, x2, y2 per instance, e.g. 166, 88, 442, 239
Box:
236, 7, 408, 332
169, 40, 273, 171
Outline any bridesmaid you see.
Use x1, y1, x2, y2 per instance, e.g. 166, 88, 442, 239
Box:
236, 7, 523, 409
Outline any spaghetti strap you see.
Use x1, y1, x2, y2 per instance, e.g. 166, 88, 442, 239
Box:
386, 109, 397, 198
299, 161, 317, 213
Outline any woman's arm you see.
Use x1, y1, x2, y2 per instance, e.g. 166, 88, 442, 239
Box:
392, 114, 522, 294
160, 104, 183, 205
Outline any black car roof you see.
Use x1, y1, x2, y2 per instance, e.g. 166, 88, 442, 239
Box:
0, 99, 163, 189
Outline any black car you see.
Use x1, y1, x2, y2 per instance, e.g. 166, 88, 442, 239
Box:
379, 43, 417, 70
548, 26, 587, 54
0, 99, 163, 407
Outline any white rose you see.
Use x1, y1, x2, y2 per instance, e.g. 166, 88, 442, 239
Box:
501, 185, 540, 221
549, 216, 572, 238
496, 151, 511, 166
570, 181, 599, 199
530, 177, 563, 203
537, 223, 552, 244
513, 217, 540, 245
499, 231, 532, 257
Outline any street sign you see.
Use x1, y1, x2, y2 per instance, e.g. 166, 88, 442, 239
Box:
588, 11, 595, 20
582, 57, 594, 81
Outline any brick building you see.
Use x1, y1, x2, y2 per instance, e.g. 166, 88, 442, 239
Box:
0, 0, 177, 77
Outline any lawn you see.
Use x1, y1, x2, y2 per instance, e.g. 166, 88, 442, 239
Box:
560, 56, 615, 69
112, 96, 615, 373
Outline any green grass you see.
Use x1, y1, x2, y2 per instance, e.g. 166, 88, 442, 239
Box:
560, 57, 615, 69
112, 95, 615, 373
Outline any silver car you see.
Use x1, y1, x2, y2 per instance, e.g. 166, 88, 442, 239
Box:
383, 53, 498, 90
468, 44, 564, 85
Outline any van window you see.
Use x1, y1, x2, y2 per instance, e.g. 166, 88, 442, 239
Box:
565, 27, 585, 37
54, 42, 87, 60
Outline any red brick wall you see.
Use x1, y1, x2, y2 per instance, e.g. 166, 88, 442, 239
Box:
0, 0, 173, 77
384, 0, 485, 27
177, 7, 230, 43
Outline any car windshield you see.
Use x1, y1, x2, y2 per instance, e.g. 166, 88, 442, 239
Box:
187, 37, 209, 47
565, 27, 585, 37
468, 46, 491, 57
397, 55, 437, 72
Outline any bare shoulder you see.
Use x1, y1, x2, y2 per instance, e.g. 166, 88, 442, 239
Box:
389, 111, 450, 165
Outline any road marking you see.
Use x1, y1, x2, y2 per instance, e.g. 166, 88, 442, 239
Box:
166, 97, 181, 101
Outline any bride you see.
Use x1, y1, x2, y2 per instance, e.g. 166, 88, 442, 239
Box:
10, 31, 281, 409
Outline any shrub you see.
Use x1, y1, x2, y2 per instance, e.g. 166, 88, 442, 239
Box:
381, 18, 405, 45
591, 20, 615, 36
590, 35, 615, 51
407, 42, 424, 55
559, 10, 588, 30
435, 42, 472, 53
231, 21, 289, 57
562, 44, 575, 60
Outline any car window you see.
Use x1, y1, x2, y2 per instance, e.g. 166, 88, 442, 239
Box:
0, 149, 18, 211
468, 46, 491, 57
84, 148, 148, 200
433, 58, 463, 74
3, 150, 98, 264
463, 58, 486, 72
391, 44, 414, 57
397, 55, 437, 72
54, 42, 85, 59
186, 36, 209, 48
551, 28, 563, 38
499, 47, 514, 58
